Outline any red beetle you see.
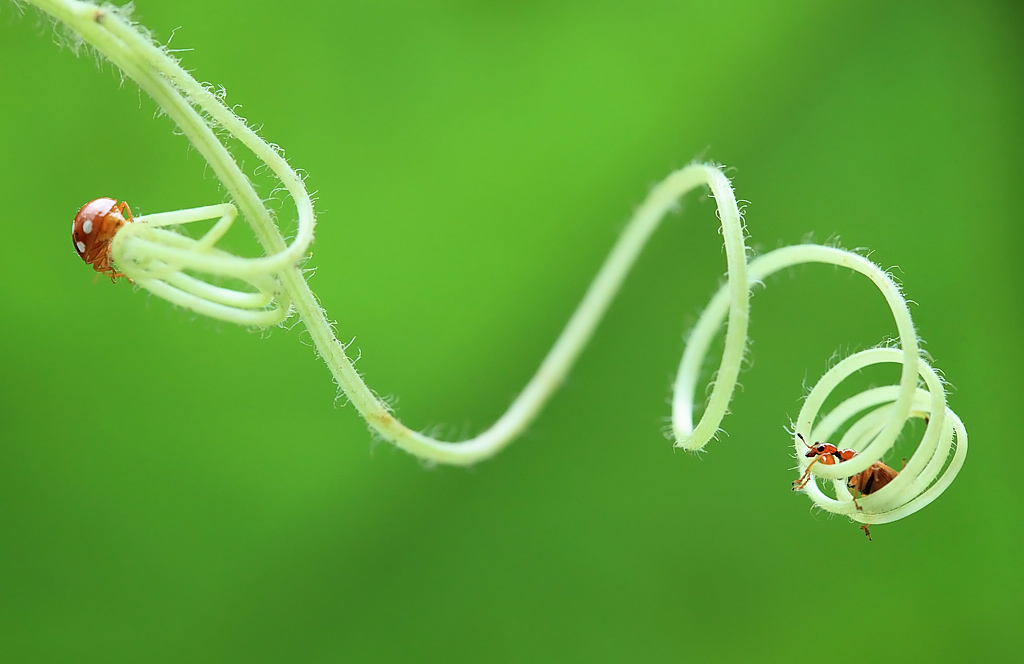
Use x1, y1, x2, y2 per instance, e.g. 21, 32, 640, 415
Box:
792, 433, 856, 491
792, 433, 900, 540
71, 197, 133, 280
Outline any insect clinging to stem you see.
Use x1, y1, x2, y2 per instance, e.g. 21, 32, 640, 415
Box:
792, 433, 856, 491
792, 432, 901, 540
71, 197, 134, 281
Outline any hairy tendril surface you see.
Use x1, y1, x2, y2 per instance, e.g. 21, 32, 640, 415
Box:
28, 0, 966, 529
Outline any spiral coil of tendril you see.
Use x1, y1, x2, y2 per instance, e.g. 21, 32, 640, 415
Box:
674, 241, 967, 526
43, 0, 966, 529
793, 347, 967, 525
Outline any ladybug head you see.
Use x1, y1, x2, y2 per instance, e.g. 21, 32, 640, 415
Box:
72, 198, 120, 261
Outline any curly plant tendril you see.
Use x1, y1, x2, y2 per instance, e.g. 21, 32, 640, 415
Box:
28, 0, 966, 531
683, 246, 967, 526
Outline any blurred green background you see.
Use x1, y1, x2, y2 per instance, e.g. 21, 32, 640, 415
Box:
1, 1, 1020, 661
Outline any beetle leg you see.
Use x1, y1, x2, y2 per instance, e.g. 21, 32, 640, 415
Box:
94, 256, 128, 282
792, 455, 821, 491
117, 200, 135, 223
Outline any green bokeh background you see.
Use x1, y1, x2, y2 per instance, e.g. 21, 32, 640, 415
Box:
1, 1, 1021, 661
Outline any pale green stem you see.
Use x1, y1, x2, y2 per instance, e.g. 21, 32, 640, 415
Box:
27, 0, 756, 466
25, 1, 966, 526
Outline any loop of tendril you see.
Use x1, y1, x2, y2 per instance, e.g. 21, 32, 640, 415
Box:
795, 348, 967, 525
679, 244, 967, 521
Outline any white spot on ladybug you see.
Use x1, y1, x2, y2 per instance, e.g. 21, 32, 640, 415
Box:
83, 220, 93, 234
76, 241, 86, 254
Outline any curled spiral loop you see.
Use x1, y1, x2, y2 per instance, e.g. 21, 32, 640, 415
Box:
675, 243, 967, 524
794, 348, 967, 525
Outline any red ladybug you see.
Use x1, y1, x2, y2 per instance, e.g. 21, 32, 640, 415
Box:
72, 198, 133, 280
